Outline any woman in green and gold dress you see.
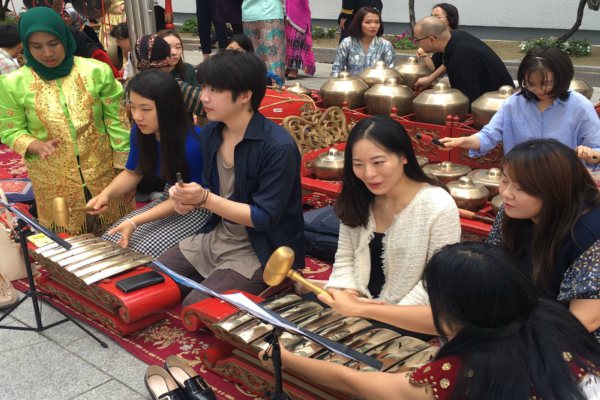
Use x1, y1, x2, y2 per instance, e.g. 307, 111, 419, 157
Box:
0, 7, 131, 235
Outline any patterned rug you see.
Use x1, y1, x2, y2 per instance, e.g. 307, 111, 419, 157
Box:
11, 257, 333, 400
0, 144, 28, 179
1, 142, 337, 398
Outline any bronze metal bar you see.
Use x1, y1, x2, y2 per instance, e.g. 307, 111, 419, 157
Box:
33, 233, 95, 254
81, 256, 153, 284
64, 248, 132, 272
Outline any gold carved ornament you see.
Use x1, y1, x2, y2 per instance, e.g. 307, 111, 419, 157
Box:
282, 106, 350, 155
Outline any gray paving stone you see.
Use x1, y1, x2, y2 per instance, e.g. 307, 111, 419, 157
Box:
68, 335, 150, 396
2, 292, 106, 347
4, 292, 69, 328
40, 314, 107, 347
70, 379, 148, 400
0, 341, 111, 400
0, 319, 48, 353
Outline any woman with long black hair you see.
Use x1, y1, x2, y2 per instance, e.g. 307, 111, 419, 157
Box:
323, 139, 600, 342
261, 242, 600, 400
87, 69, 210, 257
325, 116, 460, 305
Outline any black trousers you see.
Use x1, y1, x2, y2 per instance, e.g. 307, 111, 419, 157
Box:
195, 0, 229, 54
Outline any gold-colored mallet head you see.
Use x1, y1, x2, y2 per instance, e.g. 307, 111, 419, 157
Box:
263, 246, 331, 299
52, 197, 95, 228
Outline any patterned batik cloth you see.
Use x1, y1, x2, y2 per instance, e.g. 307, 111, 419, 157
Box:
102, 186, 212, 258
558, 239, 600, 343
284, 18, 316, 75
243, 19, 286, 81
0, 57, 131, 234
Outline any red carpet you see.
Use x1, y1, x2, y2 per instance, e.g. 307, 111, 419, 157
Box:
0, 144, 28, 178
11, 277, 263, 400
2, 142, 335, 398
11, 258, 333, 400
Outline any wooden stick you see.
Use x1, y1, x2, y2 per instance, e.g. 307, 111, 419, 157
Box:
458, 208, 495, 225
69, 206, 97, 212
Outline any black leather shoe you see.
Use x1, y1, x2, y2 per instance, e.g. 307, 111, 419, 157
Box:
165, 355, 216, 400
145, 365, 187, 400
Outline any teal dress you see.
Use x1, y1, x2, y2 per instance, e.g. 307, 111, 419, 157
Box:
171, 62, 199, 87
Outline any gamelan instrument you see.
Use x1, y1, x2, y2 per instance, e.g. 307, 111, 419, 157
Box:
263, 246, 331, 299
31, 234, 153, 285
181, 292, 437, 399
30, 234, 180, 334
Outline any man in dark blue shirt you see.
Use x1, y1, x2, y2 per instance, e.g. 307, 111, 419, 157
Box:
158, 50, 304, 306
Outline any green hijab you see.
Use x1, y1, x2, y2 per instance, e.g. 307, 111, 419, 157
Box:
18, 7, 76, 81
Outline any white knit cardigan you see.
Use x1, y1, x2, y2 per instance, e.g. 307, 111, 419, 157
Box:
325, 185, 461, 305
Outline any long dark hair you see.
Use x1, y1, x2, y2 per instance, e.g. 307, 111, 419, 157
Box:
156, 29, 185, 79
424, 242, 600, 400
501, 139, 600, 290
346, 7, 384, 38
126, 69, 193, 183
517, 46, 573, 102
335, 116, 442, 227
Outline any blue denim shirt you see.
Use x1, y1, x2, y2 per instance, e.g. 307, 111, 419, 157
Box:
198, 112, 305, 267
471, 91, 600, 157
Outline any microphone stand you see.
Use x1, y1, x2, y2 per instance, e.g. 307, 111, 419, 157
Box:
264, 327, 291, 400
0, 200, 107, 348
153, 260, 383, 399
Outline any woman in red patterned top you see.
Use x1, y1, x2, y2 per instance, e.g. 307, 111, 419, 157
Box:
260, 242, 600, 400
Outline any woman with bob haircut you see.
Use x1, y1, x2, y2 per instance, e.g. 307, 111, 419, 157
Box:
261, 242, 600, 400
331, 6, 395, 77
440, 46, 600, 162
325, 116, 460, 306
87, 70, 210, 257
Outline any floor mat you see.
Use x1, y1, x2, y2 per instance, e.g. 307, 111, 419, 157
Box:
10, 257, 333, 399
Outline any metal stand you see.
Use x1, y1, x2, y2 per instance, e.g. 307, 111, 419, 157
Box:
0, 203, 107, 348
264, 328, 291, 400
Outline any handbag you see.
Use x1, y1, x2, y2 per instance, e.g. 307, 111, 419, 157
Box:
0, 188, 27, 281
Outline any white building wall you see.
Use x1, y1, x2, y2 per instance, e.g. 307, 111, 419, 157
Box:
8, 0, 600, 31
309, 0, 600, 31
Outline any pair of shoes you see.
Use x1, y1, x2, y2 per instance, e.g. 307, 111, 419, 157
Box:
0, 273, 17, 309
145, 366, 186, 400
145, 356, 216, 400
165, 356, 216, 400
285, 68, 299, 80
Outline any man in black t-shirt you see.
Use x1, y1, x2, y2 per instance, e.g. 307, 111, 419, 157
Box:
413, 16, 514, 107
338, 0, 384, 41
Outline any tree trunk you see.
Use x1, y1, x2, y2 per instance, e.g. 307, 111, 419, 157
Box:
557, 0, 587, 42
409, 0, 415, 35
0, 0, 10, 21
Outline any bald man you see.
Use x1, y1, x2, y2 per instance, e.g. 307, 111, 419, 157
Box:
413, 16, 514, 107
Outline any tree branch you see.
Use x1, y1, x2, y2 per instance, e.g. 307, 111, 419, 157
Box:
557, 0, 587, 42
409, 0, 415, 35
